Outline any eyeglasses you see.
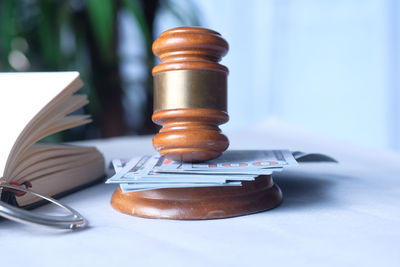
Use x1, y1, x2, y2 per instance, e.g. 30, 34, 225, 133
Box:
0, 183, 87, 230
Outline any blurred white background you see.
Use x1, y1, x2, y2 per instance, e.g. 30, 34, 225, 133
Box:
124, 0, 400, 151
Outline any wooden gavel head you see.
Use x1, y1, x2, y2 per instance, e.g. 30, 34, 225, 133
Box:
152, 27, 229, 162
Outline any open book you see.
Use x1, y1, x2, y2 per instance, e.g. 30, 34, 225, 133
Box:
0, 72, 104, 206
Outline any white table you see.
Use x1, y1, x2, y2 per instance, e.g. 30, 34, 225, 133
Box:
1, 119, 399, 267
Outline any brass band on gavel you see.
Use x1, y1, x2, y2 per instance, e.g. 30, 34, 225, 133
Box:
153, 69, 227, 113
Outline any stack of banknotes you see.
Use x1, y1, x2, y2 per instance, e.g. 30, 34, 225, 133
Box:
106, 150, 301, 193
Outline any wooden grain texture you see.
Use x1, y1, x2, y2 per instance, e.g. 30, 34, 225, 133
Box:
152, 27, 230, 162
152, 27, 229, 75
111, 175, 283, 220
152, 108, 229, 162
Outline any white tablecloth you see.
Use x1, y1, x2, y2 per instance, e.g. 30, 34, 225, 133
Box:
1, 119, 399, 267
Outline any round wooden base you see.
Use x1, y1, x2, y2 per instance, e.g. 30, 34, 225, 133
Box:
110, 175, 282, 220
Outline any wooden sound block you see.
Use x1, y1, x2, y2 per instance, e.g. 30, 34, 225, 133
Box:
110, 175, 282, 220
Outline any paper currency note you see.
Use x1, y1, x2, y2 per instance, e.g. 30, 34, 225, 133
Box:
106, 150, 297, 191
107, 155, 257, 183
106, 156, 149, 183
120, 181, 242, 193
153, 150, 295, 174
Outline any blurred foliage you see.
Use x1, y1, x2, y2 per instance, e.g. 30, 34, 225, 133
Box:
0, 0, 201, 142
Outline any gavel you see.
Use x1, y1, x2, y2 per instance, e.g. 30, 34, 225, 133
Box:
110, 27, 282, 220
151, 27, 229, 162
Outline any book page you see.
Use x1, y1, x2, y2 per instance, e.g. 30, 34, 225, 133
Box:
9, 144, 96, 179
0, 72, 80, 177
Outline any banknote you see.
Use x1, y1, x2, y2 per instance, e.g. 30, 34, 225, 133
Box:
106, 155, 258, 184
109, 156, 245, 192
104, 150, 338, 193
106, 150, 298, 192
152, 150, 295, 174
120, 181, 242, 193
106, 156, 149, 183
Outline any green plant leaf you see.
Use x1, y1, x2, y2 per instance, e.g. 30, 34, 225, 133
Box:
37, 0, 62, 67
0, 0, 16, 69
86, 0, 114, 58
